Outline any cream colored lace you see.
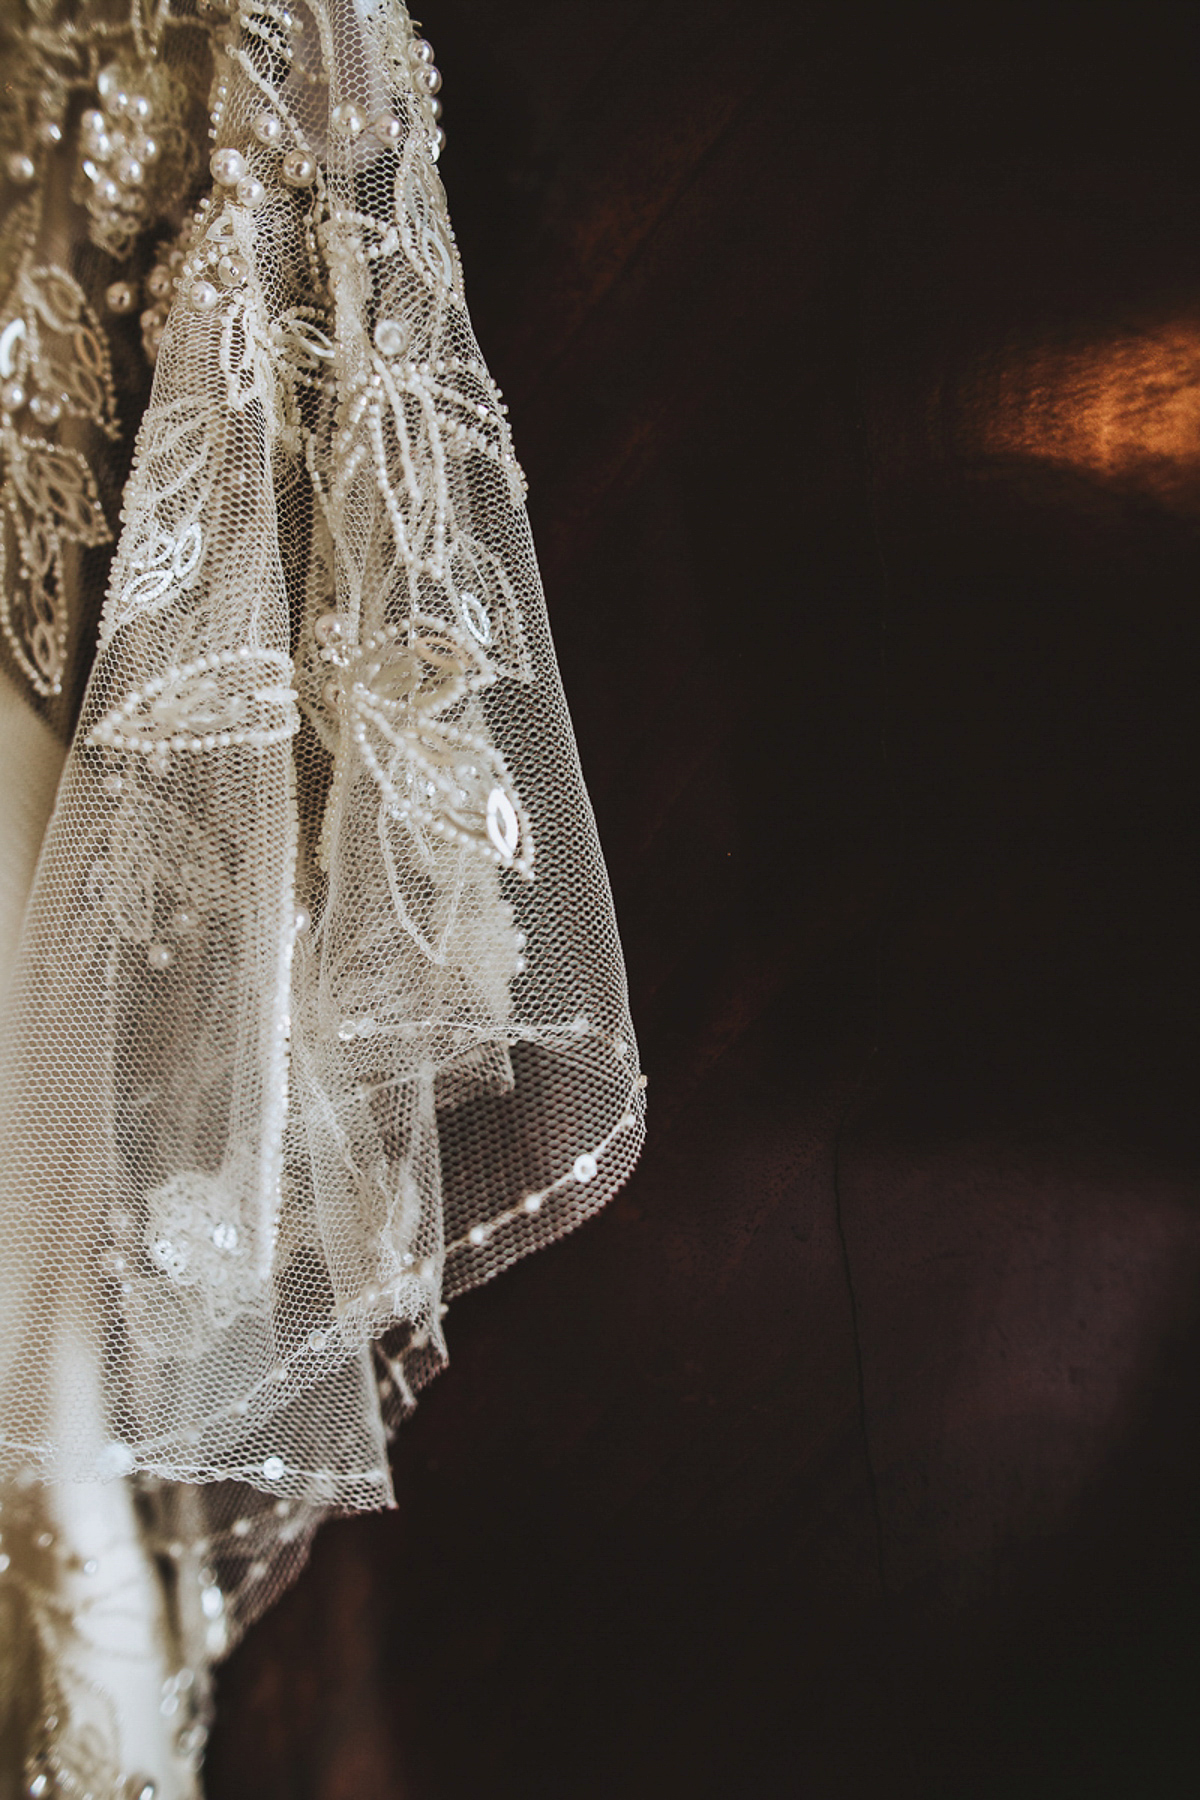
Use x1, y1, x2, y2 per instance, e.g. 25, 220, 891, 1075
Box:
0, 5, 644, 1793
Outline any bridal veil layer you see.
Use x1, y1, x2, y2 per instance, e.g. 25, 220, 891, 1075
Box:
0, 4, 644, 1793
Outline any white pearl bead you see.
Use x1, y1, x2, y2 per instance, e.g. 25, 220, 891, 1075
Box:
128, 94, 152, 121
105, 280, 137, 314
81, 108, 105, 137
411, 37, 435, 63
36, 120, 62, 147
6, 152, 36, 185
1, 379, 26, 413
147, 943, 172, 970
281, 150, 316, 187
374, 318, 408, 357
140, 135, 160, 163
253, 112, 283, 146
573, 1153, 598, 1183
236, 175, 265, 207
372, 112, 403, 144
28, 392, 58, 422
96, 176, 120, 205
262, 1456, 285, 1481
189, 279, 219, 311
294, 906, 311, 933
210, 146, 247, 186
331, 102, 365, 136
113, 151, 144, 185
418, 64, 443, 96
432, 127, 446, 160
146, 264, 172, 298
314, 612, 345, 646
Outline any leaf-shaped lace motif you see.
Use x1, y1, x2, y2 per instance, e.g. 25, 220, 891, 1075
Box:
17, 265, 119, 439
87, 648, 299, 758
323, 626, 531, 874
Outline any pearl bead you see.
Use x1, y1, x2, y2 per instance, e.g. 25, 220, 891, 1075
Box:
314, 612, 344, 646
113, 151, 144, 185
418, 64, 443, 96
253, 112, 283, 146
411, 37, 435, 63
96, 64, 120, 99
6, 152, 36, 185
146, 264, 173, 298
430, 96, 443, 121
236, 175, 265, 207
322, 678, 341, 708
331, 102, 365, 136
96, 177, 120, 205
171, 908, 199, 932
210, 146, 247, 186
36, 120, 62, 147
294, 906, 311, 933
147, 943, 173, 970
189, 280, 219, 311
1, 379, 26, 413
432, 127, 446, 159
372, 112, 403, 144
374, 318, 408, 357
262, 1455, 285, 1481
128, 94, 152, 121
281, 149, 316, 186
217, 251, 248, 286
573, 1153, 598, 1183
105, 280, 137, 314
141, 135, 160, 163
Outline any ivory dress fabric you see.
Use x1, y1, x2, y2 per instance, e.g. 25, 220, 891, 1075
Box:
0, 5, 645, 1794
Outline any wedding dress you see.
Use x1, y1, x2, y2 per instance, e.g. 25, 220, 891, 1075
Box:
0, 5, 644, 1794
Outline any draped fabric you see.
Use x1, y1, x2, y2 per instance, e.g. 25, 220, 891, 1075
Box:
0, 5, 644, 1793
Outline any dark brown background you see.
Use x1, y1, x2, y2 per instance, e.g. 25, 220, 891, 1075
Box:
211, 5, 1200, 1794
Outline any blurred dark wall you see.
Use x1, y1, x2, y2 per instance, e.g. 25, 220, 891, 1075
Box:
210, 6, 1200, 1795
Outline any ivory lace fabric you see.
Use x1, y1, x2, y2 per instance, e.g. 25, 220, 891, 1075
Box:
0, 5, 645, 1794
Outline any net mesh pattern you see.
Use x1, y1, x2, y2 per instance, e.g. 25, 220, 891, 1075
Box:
0, 0, 644, 1667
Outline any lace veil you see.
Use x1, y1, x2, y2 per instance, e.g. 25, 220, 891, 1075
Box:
0, 4, 644, 1793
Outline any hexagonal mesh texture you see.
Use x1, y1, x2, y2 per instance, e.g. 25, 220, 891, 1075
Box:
0, 0, 643, 1659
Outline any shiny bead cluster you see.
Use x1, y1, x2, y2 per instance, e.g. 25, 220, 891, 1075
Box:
136, 243, 186, 361
408, 34, 445, 161
79, 64, 165, 257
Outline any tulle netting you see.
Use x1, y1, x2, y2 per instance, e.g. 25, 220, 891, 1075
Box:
0, 0, 644, 1691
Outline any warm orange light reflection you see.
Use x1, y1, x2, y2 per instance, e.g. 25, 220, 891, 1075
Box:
976, 319, 1200, 501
